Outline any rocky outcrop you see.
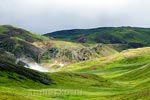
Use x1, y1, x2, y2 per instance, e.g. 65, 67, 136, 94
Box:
39, 44, 117, 65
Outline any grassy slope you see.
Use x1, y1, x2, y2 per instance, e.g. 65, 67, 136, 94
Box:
1, 25, 150, 99
0, 92, 33, 100
54, 47, 150, 99
0, 25, 48, 61
0, 54, 54, 100
0, 54, 120, 100
1, 47, 150, 100
57, 47, 150, 72
0, 55, 54, 86
45, 26, 150, 48
0, 71, 122, 100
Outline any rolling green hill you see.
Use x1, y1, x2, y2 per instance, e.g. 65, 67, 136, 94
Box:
45, 26, 150, 48
0, 25, 118, 67
1, 47, 150, 100
55, 47, 150, 99
0, 54, 118, 100
1, 25, 150, 100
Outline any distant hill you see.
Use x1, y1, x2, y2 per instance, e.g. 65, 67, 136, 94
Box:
45, 26, 150, 48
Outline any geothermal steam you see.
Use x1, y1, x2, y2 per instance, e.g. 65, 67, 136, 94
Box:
24, 62, 50, 72
16, 57, 51, 72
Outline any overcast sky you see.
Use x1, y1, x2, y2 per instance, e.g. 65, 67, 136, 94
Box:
0, 0, 150, 34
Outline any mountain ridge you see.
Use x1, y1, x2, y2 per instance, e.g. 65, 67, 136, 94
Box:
45, 26, 150, 48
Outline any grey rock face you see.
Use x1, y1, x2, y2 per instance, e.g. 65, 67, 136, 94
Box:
39, 44, 113, 63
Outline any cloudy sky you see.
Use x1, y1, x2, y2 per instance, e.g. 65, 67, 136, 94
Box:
0, 0, 150, 34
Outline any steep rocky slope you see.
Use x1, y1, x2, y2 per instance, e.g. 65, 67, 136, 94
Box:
39, 44, 117, 67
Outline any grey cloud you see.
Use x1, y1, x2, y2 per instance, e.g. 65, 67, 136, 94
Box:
0, 0, 150, 34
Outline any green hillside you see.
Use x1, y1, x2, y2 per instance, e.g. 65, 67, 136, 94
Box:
0, 54, 119, 100
1, 47, 150, 100
1, 25, 150, 100
0, 25, 48, 61
0, 55, 53, 87
0, 25, 118, 67
45, 26, 150, 48
55, 47, 150, 99
57, 47, 150, 72
0, 92, 33, 100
